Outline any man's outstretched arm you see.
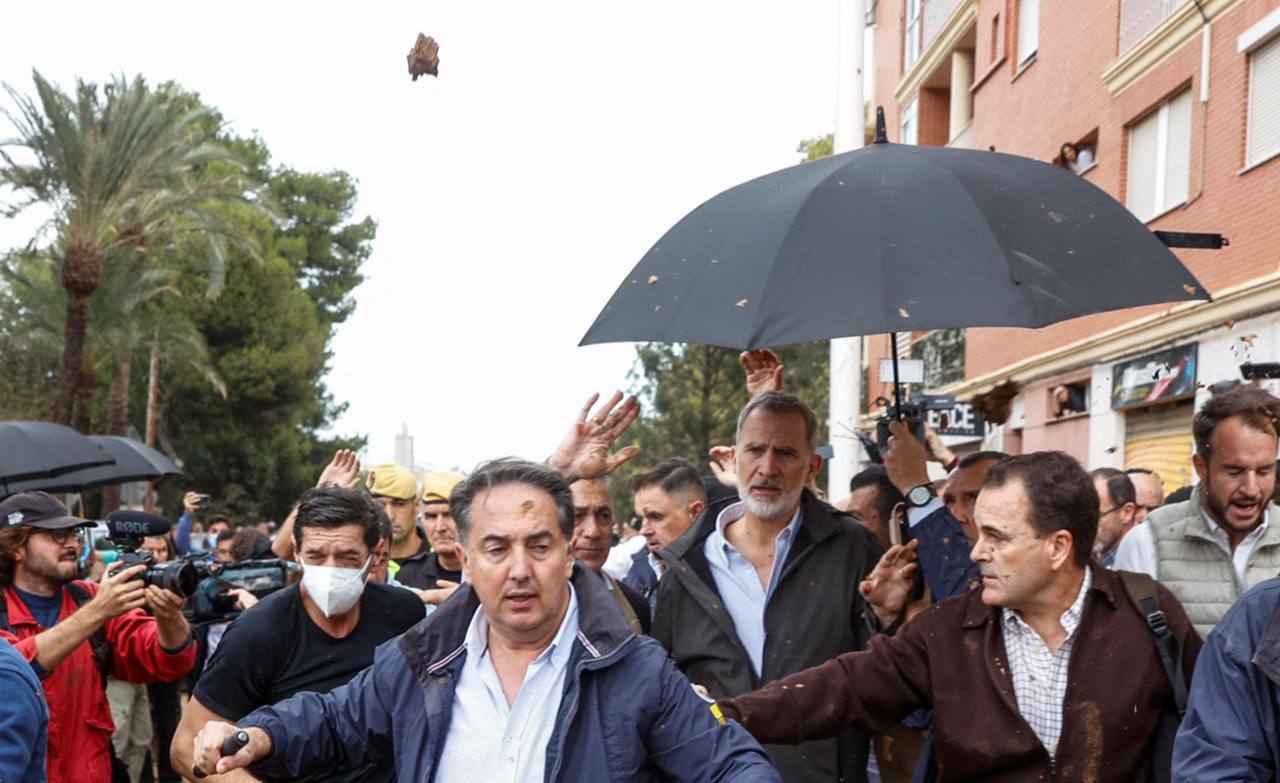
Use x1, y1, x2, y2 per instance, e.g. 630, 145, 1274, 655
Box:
717, 624, 933, 746
644, 652, 781, 783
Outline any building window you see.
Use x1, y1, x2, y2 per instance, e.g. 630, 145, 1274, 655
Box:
1017, 0, 1039, 68
1050, 382, 1089, 418
905, 0, 922, 70
910, 329, 966, 388
1247, 35, 1280, 167
991, 13, 1001, 63
901, 99, 918, 145
1126, 89, 1192, 222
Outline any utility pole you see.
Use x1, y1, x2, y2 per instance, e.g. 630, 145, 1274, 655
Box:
828, 0, 867, 502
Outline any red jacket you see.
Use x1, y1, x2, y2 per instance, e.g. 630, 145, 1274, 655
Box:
0, 582, 197, 783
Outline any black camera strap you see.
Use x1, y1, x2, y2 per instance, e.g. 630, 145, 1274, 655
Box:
0, 583, 112, 687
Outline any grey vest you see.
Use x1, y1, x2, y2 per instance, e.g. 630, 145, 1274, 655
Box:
1147, 488, 1280, 637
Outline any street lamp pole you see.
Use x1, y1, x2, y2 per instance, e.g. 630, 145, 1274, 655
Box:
828, 0, 867, 502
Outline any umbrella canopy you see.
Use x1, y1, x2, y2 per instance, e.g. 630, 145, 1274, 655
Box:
581, 132, 1209, 352
0, 421, 116, 487
3, 436, 182, 495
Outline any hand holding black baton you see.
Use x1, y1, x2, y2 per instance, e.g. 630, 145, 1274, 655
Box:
192, 730, 250, 779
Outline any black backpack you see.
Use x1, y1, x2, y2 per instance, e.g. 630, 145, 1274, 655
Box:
1114, 570, 1189, 783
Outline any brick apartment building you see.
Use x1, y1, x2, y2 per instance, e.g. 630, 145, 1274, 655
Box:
859, 0, 1280, 495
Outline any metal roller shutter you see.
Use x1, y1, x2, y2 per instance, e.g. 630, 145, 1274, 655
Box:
1124, 400, 1195, 495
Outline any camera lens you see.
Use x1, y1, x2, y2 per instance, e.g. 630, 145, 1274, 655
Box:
146, 561, 200, 597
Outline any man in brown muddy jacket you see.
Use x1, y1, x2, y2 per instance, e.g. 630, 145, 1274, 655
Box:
718, 451, 1202, 783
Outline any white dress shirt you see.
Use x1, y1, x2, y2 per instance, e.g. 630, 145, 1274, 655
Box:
435, 585, 579, 783
1001, 568, 1092, 760
1113, 506, 1269, 590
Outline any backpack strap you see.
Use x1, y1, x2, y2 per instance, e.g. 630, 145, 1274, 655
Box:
1115, 570, 1188, 717
66, 581, 113, 687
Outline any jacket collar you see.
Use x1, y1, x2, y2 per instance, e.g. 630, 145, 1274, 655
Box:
395, 535, 435, 565
399, 562, 634, 685
1173, 489, 1280, 550
660, 489, 840, 565
960, 562, 1117, 629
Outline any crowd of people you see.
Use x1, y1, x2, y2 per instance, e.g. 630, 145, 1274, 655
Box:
4, 348, 1280, 782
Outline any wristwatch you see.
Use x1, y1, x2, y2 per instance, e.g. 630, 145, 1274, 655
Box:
905, 484, 935, 509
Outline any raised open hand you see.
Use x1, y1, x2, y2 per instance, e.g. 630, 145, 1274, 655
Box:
547, 392, 641, 484
707, 445, 738, 488
740, 349, 785, 398
317, 449, 361, 489
859, 539, 919, 627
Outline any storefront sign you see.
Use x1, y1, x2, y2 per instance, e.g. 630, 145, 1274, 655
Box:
925, 402, 985, 438
1111, 344, 1198, 410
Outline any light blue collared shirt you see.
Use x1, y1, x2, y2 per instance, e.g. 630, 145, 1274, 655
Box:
703, 501, 804, 678
435, 585, 579, 783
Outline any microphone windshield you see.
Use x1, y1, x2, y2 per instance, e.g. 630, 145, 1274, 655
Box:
106, 510, 172, 539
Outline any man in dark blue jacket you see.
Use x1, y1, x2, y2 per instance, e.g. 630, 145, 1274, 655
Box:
1174, 576, 1280, 781
191, 459, 779, 783
0, 636, 46, 783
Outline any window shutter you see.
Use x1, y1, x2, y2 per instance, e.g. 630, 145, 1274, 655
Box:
1128, 110, 1160, 221
1248, 36, 1280, 166
1163, 90, 1193, 211
1017, 0, 1040, 65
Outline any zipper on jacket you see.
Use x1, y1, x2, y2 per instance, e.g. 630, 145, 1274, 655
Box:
545, 643, 630, 781
546, 667, 584, 782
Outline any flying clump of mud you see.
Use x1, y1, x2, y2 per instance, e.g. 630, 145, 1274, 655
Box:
407, 34, 440, 80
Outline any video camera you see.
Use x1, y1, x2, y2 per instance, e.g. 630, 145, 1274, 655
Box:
182, 555, 297, 625
106, 511, 200, 597
874, 393, 957, 450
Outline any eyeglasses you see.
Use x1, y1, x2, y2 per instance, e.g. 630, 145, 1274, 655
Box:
42, 528, 86, 545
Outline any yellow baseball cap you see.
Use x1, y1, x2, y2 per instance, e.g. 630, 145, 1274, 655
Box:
366, 463, 417, 501
421, 471, 465, 504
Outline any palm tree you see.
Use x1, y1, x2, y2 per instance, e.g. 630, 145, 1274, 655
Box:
1, 247, 227, 429
1, 71, 256, 426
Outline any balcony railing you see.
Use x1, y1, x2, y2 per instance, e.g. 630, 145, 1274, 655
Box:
1119, 0, 1190, 53
923, 0, 965, 53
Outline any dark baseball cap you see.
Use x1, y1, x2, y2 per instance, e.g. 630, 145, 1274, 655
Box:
0, 492, 92, 531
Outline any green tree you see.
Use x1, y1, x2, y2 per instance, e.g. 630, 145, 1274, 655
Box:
797, 134, 834, 162
0, 72, 257, 426
154, 138, 374, 522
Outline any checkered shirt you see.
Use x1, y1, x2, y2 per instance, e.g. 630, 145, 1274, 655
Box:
1000, 568, 1093, 759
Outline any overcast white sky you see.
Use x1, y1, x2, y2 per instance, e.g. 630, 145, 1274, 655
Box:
0, 0, 851, 472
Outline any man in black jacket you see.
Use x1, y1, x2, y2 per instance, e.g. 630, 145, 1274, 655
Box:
652, 391, 884, 783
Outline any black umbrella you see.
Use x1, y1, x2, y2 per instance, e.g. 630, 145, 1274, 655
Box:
0, 421, 116, 487
581, 112, 1212, 353
3, 436, 182, 495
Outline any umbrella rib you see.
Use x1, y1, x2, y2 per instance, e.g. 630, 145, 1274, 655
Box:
748, 153, 862, 348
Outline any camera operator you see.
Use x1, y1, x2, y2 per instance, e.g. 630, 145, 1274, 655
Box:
170, 486, 423, 783
0, 492, 196, 783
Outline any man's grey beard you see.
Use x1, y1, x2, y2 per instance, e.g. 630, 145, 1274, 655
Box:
738, 485, 804, 521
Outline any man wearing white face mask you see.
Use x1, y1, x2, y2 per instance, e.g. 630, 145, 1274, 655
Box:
170, 486, 423, 783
